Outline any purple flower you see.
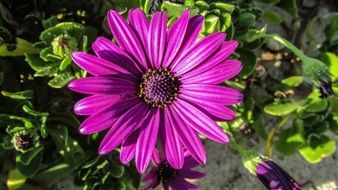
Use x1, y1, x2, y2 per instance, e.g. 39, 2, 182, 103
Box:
144, 150, 205, 190
256, 161, 301, 190
68, 8, 242, 173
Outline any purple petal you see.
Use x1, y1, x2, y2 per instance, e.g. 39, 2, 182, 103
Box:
171, 32, 225, 75
186, 100, 236, 121
98, 103, 148, 154
183, 154, 200, 169
171, 178, 198, 190
152, 149, 162, 165
174, 99, 229, 143
129, 8, 149, 48
162, 11, 190, 68
180, 170, 205, 179
144, 169, 160, 189
72, 52, 131, 76
161, 109, 184, 169
182, 41, 238, 79
92, 37, 143, 74
120, 129, 139, 164
74, 94, 123, 116
107, 10, 148, 69
168, 106, 206, 165
148, 12, 167, 68
79, 97, 139, 134
181, 60, 242, 84
68, 76, 136, 95
136, 109, 160, 173
178, 15, 204, 56
180, 84, 243, 105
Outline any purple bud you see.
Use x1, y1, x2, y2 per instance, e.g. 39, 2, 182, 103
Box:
256, 161, 301, 190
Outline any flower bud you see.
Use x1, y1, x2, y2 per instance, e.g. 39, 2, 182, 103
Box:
12, 131, 39, 153
52, 34, 78, 57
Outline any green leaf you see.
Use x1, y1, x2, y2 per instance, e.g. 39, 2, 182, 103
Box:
34, 64, 59, 77
42, 16, 59, 29
239, 27, 266, 43
33, 162, 73, 187
17, 151, 42, 177
40, 47, 62, 62
161, 1, 193, 18
319, 52, 338, 81
264, 101, 304, 116
48, 72, 74, 88
59, 56, 72, 71
238, 49, 257, 79
0, 38, 40, 57
281, 76, 304, 87
111, 165, 125, 178
209, 2, 235, 13
325, 15, 338, 42
262, 10, 283, 24
16, 146, 44, 165
0, 26, 13, 42
7, 169, 27, 190
24, 54, 47, 72
303, 99, 328, 113
1, 90, 33, 100
260, 0, 280, 4
203, 15, 220, 35
277, 0, 298, 18
236, 12, 256, 30
39, 22, 86, 43
328, 97, 338, 114
299, 135, 336, 163
275, 120, 305, 155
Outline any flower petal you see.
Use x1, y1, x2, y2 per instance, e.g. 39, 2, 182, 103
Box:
174, 99, 229, 143
180, 84, 243, 105
136, 109, 160, 173
184, 99, 237, 121
168, 106, 206, 165
171, 178, 198, 190
79, 97, 139, 134
68, 76, 136, 95
120, 129, 139, 164
74, 94, 124, 116
178, 15, 204, 56
181, 60, 242, 84
72, 52, 130, 76
129, 8, 149, 49
180, 170, 205, 179
108, 10, 148, 69
183, 153, 200, 169
162, 11, 190, 68
92, 37, 143, 74
161, 109, 184, 169
148, 12, 167, 68
98, 103, 148, 154
181, 41, 238, 79
171, 32, 225, 75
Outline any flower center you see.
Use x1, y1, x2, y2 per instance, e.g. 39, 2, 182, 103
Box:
158, 161, 179, 182
139, 68, 179, 108
14, 134, 34, 150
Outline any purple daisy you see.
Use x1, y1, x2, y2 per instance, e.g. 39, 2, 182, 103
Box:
144, 150, 205, 190
68, 8, 242, 173
256, 161, 301, 190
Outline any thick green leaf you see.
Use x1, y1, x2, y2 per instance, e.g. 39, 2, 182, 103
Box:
17, 151, 42, 177
281, 76, 304, 87
325, 15, 338, 42
319, 52, 338, 81
264, 101, 304, 116
263, 10, 283, 24
24, 54, 48, 72
59, 56, 72, 71
39, 22, 86, 43
299, 135, 336, 163
7, 169, 27, 190
209, 2, 235, 13
33, 162, 72, 187
275, 120, 305, 155
303, 99, 328, 113
111, 165, 125, 178
0, 38, 40, 56
48, 72, 74, 88
34, 64, 59, 77
238, 49, 257, 79
1, 90, 33, 100
16, 146, 44, 165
